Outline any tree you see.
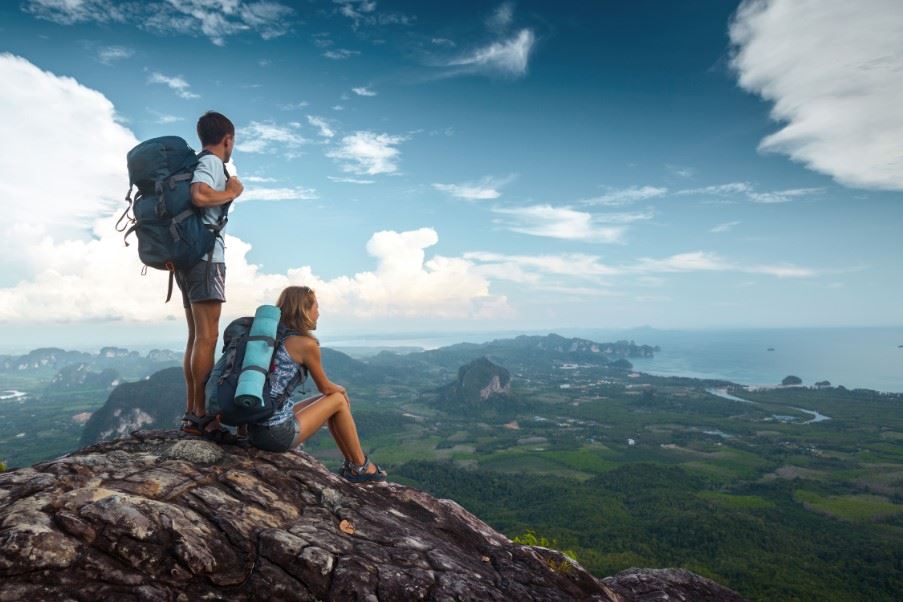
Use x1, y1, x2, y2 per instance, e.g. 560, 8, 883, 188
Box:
782, 375, 802, 386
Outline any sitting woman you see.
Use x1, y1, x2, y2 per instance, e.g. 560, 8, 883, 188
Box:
247, 285, 386, 482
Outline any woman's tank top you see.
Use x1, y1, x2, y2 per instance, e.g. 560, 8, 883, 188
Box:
259, 339, 308, 426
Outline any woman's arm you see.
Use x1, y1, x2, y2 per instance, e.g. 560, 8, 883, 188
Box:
285, 336, 345, 396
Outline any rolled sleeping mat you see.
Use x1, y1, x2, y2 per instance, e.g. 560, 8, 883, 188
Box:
234, 304, 282, 408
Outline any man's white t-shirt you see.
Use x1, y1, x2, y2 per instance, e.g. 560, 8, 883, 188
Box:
191, 153, 229, 263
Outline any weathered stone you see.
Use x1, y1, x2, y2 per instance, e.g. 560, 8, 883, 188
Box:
0, 429, 746, 601
604, 568, 746, 601
162, 439, 224, 464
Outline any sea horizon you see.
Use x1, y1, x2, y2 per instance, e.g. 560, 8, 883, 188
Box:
3, 325, 901, 394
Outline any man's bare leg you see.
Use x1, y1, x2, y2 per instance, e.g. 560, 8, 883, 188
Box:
189, 300, 222, 419
183, 306, 196, 416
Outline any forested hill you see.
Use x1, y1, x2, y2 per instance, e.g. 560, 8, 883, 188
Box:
368, 333, 657, 373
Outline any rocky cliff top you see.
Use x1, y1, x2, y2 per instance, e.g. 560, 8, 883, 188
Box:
0, 430, 744, 601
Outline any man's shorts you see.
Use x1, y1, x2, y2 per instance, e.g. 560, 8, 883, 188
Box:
174, 261, 226, 308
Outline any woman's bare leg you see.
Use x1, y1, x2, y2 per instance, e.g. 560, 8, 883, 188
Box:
291, 395, 354, 460
292, 392, 375, 472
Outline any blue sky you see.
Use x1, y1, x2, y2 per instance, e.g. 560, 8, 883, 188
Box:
0, 0, 901, 348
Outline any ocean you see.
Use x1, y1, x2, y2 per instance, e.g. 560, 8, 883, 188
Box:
326, 327, 903, 394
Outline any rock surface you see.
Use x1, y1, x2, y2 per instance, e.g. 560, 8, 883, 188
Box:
0, 430, 745, 601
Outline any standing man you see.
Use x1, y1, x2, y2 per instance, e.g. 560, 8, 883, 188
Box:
178, 111, 244, 440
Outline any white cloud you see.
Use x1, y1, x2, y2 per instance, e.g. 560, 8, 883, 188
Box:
280, 101, 309, 110
629, 251, 815, 278
666, 164, 695, 179
327, 176, 375, 184
307, 115, 335, 139
432, 37, 456, 47
710, 221, 741, 233
631, 252, 728, 273
24, 0, 295, 46
493, 205, 653, 243
236, 121, 307, 154
432, 175, 513, 200
244, 175, 277, 183
96, 45, 133, 65
333, 0, 414, 29
146, 108, 184, 124
352, 86, 377, 97
239, 187, 318, 202
444, 29, 535, 78
584, 185, 668, 206
730, 0, 903, 190
465, 251, 621, 283
24, 0, 125, 24
487, 2, 514, 30
0, 53, 137, 277
147, 72, 199, 99
0, 55, 504, 323
678, 181, 822, 203
323, 49, 360, 60
433, 183, 500, 201
327, 131, 407, 175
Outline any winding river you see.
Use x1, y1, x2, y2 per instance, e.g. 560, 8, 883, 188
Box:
705, 387, 831, 424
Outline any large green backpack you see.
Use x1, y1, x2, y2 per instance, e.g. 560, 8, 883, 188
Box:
116, 136, 231, 302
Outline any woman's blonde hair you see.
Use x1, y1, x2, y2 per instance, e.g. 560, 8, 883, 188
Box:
277, 286, 317, 337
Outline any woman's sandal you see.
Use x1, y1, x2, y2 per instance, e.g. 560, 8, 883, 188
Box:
342, 455, 387, 483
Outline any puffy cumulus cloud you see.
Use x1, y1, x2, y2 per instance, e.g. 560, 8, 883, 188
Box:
351, 86, 377, 97
349, 229, 500, 317
0, 55, 506, 324
327, 131, 407, 175
0, 229, 505, 322
730, 0, 903, 190
443, 29, 535, 78
0, 53, 138, 276
24, 0, 294, 46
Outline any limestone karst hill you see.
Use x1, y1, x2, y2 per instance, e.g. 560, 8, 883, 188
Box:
0, 430, 744, 601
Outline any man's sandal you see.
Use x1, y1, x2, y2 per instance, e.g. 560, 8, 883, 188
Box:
342, 456, 387, 483
180, 412, 214, 436
181, 413, 248, 447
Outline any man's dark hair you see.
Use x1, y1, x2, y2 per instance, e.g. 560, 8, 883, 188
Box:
197, 111, 235, 147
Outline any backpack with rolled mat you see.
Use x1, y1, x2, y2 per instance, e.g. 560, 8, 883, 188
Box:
205, 305, 308, 426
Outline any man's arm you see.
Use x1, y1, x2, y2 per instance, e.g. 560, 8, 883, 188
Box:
191, 177, 243, 208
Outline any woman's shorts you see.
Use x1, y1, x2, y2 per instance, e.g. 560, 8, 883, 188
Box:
248, 417, 298, 452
